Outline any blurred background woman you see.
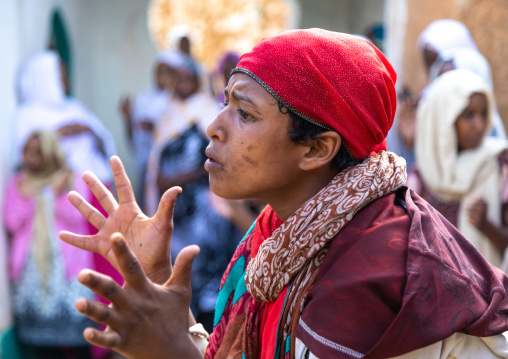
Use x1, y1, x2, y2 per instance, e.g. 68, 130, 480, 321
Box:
407, 69, 508, 269
4, 130, 94, 359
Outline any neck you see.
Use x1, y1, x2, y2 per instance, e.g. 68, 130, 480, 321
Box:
268, 170, 338, 221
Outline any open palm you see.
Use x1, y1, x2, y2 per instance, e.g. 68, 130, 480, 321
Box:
59, 156, 181, 283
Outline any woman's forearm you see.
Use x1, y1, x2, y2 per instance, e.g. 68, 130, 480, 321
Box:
479, 220, 508, 253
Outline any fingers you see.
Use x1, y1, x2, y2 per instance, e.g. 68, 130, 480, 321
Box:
78, 269, 128, 308
165, 245, 200, 292
83, 327, 121, 349
152, 186, 182, 228
75, 297, 122, 328
110, 156, 136, 205
82, 171, 118, 215
59, 231, 98, 254
110, 233, 148, 291
68, 191, 106, 229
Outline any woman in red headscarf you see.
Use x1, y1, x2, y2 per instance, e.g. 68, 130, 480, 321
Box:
59, 29, 508, 359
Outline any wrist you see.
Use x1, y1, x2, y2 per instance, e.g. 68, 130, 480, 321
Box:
189, 323, 209, 356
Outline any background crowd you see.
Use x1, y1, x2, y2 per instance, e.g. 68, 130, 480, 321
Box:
1, 0, 508, 358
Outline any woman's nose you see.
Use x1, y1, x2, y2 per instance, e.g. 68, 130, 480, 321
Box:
207, 109, 227, 142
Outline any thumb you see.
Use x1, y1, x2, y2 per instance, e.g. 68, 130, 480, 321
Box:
164, 245, 200, 291
152, 186, 182, 226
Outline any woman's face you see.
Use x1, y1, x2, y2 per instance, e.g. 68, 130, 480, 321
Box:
438, 60, 456, 77
423, 44, 438, 75
455, 93, 489, 152
23, 136, 45, 172
205, 73, 306, 202
155, 63, 176, 91
175, 68, 199, 100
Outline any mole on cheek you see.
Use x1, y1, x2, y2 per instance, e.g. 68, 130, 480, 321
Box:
242, 155, 259, 168
247, 145, 254, 152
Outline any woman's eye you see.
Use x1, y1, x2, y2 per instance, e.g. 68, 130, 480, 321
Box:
221, 102, 228, 108
238, 109, 253, 121
463, 111, 474, 119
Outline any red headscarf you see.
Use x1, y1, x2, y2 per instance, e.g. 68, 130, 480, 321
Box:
232, 28, 397, 160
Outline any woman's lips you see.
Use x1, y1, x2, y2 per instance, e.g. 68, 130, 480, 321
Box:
204, 148, 222, 172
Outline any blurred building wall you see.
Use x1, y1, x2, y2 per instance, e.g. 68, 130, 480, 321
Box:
0, 0, 18, 337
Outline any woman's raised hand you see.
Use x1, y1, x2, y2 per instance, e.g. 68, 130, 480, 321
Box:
59, 156, 181, 283
75, 232, 203, 359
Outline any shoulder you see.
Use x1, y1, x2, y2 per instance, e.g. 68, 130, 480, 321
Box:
326, 189, 411, 257
317, 189, 410, 278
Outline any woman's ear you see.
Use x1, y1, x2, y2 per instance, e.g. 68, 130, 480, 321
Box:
298, 131, 342, 171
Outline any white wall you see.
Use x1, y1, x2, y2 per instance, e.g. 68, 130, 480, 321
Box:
0, 0, 19, 335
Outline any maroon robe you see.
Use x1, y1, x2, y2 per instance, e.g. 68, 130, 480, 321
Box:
297, 187, 508, 358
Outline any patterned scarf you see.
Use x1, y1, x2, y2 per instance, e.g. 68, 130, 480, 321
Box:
208, 151, 406, 358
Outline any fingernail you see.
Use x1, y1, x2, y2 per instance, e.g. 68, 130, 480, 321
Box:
111, 233, 124, 246
78, 270, 90, 283
76, 298, 87, 312
85, 328, 94, 340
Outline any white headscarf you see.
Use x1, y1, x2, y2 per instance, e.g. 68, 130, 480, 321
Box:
429, 47, 490, 85
16, 50, 65, 105
157, 49, 187, 70
418, 19, 477, 54
416, 69, 508, 266
15, 51, 116, 181
428, 47, 506, 139
167, 24, 192, 51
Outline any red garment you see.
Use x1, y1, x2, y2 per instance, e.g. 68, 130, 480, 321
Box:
296, 188, 508, 358
251, 207, 284, 359
233, 29, 397, 160
251, 206, 283, 258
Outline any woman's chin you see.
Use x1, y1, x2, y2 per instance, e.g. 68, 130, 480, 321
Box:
210, 183, 246, 200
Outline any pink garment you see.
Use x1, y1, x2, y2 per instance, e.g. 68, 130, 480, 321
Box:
4, 172, 93, 282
